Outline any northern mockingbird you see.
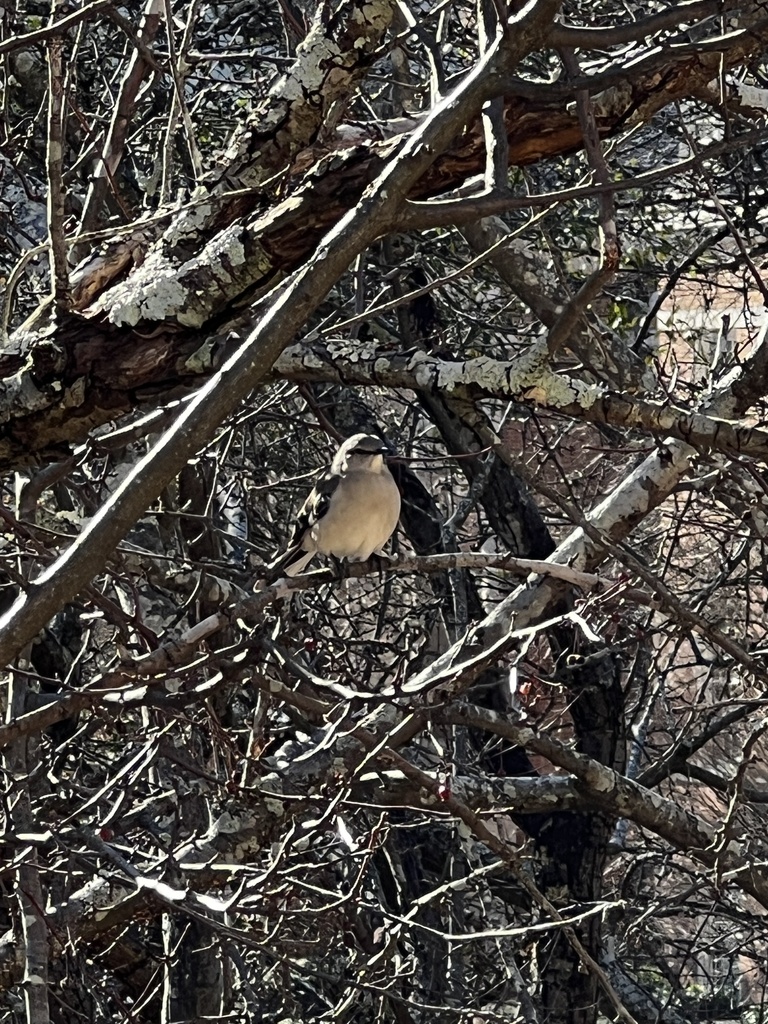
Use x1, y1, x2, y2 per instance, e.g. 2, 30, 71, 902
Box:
272, 433, 401, 577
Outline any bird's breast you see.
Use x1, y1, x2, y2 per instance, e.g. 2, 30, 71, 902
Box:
311, 469, 400, 560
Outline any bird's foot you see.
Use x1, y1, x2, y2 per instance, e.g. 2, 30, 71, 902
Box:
368, 550, 396, 574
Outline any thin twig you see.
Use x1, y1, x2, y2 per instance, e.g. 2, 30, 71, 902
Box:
46, 2, 69, 311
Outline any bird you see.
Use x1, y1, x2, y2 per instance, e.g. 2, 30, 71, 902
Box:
271, 433, 401, 577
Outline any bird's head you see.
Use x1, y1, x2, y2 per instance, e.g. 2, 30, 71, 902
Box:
332, 433, 393, 473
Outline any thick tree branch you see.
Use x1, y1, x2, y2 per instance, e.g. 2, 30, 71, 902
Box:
276, 339, 768, 460
550, 0, 724, 49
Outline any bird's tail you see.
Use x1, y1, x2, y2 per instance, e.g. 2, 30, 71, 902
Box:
268, 547, 315, 579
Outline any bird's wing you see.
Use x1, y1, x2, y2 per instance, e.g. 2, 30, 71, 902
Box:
285, 468, 341, 546
269, 468, 342, 576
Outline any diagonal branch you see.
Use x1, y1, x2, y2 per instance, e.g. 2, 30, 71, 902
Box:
78, 0, 164, 239
0, 0, 563, 667
546, 45, 619, 358
432, 701, 768, 909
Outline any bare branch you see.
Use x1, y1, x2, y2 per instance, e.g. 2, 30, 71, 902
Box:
45, 3, 69, 311
78, 0, 164, 238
